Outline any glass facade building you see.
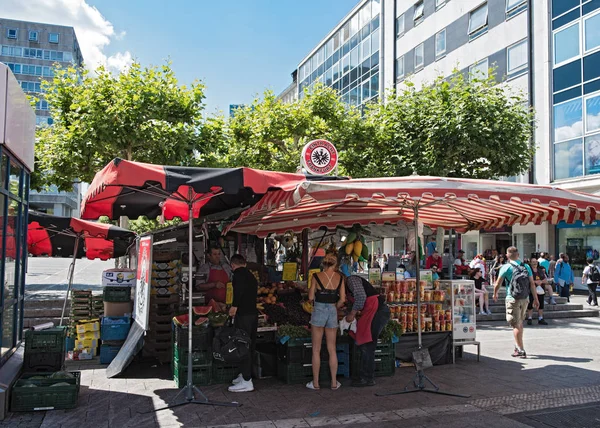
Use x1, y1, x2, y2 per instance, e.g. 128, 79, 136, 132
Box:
552, 0, 600, 180
297, 0, 381, 107
0, 147, 28, 362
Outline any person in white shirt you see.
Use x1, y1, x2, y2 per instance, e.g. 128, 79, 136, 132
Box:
582, 257, 599, 307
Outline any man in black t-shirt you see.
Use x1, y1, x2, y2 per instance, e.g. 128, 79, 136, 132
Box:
228, 254, 258, 393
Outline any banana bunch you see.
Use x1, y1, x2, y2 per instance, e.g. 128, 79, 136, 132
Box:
302, 301, 313, 314
256, 303, 265, 311
340, 232, 369, 262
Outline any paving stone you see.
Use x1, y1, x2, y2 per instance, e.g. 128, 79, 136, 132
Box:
364, 411, 403, 422
272, 418, 310, 428
304, 416, 341, 426
240, 422, 276, 428
205, 425, 242, 428
335, 414, 371, 424
394, 408, 429, 419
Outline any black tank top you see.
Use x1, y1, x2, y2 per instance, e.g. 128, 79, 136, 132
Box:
314, 274, 342, 304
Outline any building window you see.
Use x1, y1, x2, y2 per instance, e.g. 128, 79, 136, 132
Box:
554, 23, 580, 66
507, 39, 528, 74
506, 0, 527, 17
435, 29, 446, 57
554, 138, 583, 179
396, 14, 405, 38
414, 1, 424, 26
6, 28, 18, 39
28, 31, 38, 42
554, 97, 582, 142
584, 12, 600, 53
436, 0, 447, 9
414, 43, 424, 69
49, 33, 59, 44
469, 3, 488, 40
585, 94, 600, 134
396, 55, 404, 80
469, 58, 489, 80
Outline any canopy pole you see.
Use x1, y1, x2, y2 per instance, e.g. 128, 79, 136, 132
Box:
60, 235, 80, 327
414, 208, 422, 350
149, 190, 240, 413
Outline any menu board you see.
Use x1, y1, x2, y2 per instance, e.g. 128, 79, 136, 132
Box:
282, 262, 298, 281
368, 268, 381, 286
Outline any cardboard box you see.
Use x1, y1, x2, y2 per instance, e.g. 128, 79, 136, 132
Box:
77, 331, 100, 340
102, 269, 136, 287
104, 301, 133, 317
75, 338, 98, 350
76, 321, 100, 334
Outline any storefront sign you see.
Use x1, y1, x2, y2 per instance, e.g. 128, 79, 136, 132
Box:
134, 236, 153, 331
301, 139, 338, 175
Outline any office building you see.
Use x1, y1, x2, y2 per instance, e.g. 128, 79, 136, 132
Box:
0, 18, 84, 217
285, 0, 600, 285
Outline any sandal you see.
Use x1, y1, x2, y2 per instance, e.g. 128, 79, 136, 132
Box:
331, 381, 341, 390
306, 381, 320, 390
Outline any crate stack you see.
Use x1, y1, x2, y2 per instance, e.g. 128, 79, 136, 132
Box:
100, 316, 131, 364
91, 295, 104, 318
11, 327, 81, 412
74, 320, 100, 357
276, 337, 351, 385
351, 339, 395, 378
142, 255, 181, 364
66, 290, 92, 352
172, 323, 214, 387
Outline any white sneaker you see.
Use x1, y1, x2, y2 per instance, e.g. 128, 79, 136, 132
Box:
228, 379, 254, 393
231, 373, 243, 385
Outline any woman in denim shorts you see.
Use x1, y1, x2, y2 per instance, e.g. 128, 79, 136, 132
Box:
307, 253, 346, 391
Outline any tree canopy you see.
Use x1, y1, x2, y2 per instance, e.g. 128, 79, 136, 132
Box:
344, 69, 535, 179
224, 83, 372, 173
33, 61, 221, 191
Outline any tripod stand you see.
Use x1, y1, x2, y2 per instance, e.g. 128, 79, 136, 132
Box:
147, 199, 241, 413
377, 210, 470, 399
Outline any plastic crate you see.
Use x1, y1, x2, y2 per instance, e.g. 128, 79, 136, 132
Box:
101, 316, 130, 341
173, 348, 212, 365
23, 351, 64, 373
174, 364, 211, 387
102, 286, 132, 302
278, 341, 349, 365
25, 327, 67, 354
351, 352, 395, 378
212, 361, 239, 385
277, 362, 332, 385
100, 344, 121, 364
173, 324, 213, 351
11, 372, 80, 412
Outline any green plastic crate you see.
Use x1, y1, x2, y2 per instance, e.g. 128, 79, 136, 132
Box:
174, 363, 211, 387
25, 327, 67, 354
11, 372, 80, 412
102, 286, 132, 302
277, 362, 332, 385
173, 348, 212, 365
351, 352, 395, 377
212, 362, 239, 385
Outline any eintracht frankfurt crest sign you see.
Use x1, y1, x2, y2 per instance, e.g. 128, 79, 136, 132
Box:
301, 139, 338, 175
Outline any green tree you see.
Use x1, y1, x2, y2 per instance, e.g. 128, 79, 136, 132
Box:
346, 69, 535, 179
33, 61, 224, 192
224, 83, 373, 173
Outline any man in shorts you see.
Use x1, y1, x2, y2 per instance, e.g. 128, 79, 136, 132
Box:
493, 246, 539, 358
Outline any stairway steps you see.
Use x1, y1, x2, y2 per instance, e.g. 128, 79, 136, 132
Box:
24, 308, 66, 318
482, 303, 583, 314
476, 309, 598, 322
23, 317, 64, 329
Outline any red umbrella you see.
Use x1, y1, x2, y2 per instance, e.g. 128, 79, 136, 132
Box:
28, 212, 135, 260
27, 211, 136, 325
81, 158, 308, 221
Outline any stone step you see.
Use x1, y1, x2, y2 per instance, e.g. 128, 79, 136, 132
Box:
24, 307, 66, 318
23, 299, 68, 309
489, 297, 568, 306
482, 303, 583, 314
476, 309, 598, 322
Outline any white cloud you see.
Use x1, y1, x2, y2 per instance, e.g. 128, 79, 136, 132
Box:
2, 0, 132, 72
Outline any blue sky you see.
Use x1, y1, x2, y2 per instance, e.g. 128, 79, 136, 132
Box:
87, 0, 359, 115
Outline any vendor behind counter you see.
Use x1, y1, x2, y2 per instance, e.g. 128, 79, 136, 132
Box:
195, 244, 232, 303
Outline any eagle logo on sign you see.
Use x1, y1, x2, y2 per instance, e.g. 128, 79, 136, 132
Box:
302, 140, 338, 175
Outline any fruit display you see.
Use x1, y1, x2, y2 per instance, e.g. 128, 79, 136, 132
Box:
278, 324, 310, 339
339, 228, 370, 263
301, 301, 313, 314
256, 286, 311, 327
380, 320, 404, 342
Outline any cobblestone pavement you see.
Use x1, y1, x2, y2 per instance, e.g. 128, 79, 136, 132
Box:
3, 317, 599, 427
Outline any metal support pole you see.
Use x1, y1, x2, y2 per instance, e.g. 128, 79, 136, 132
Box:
60, 235, 80, 326
414, 208, 422, 349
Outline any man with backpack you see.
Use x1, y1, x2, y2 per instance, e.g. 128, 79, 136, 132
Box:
494, 246, 539, 359
582, 257, 599, 307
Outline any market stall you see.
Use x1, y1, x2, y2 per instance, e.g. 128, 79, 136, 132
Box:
227, 176, 600, 364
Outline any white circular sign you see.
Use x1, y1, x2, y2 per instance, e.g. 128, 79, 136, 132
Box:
301, 139, 338, 175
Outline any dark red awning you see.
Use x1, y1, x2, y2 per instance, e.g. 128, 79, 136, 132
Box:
27, 212, 136, 260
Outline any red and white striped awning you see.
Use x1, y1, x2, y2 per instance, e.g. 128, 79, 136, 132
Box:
227, 176, 600, 237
